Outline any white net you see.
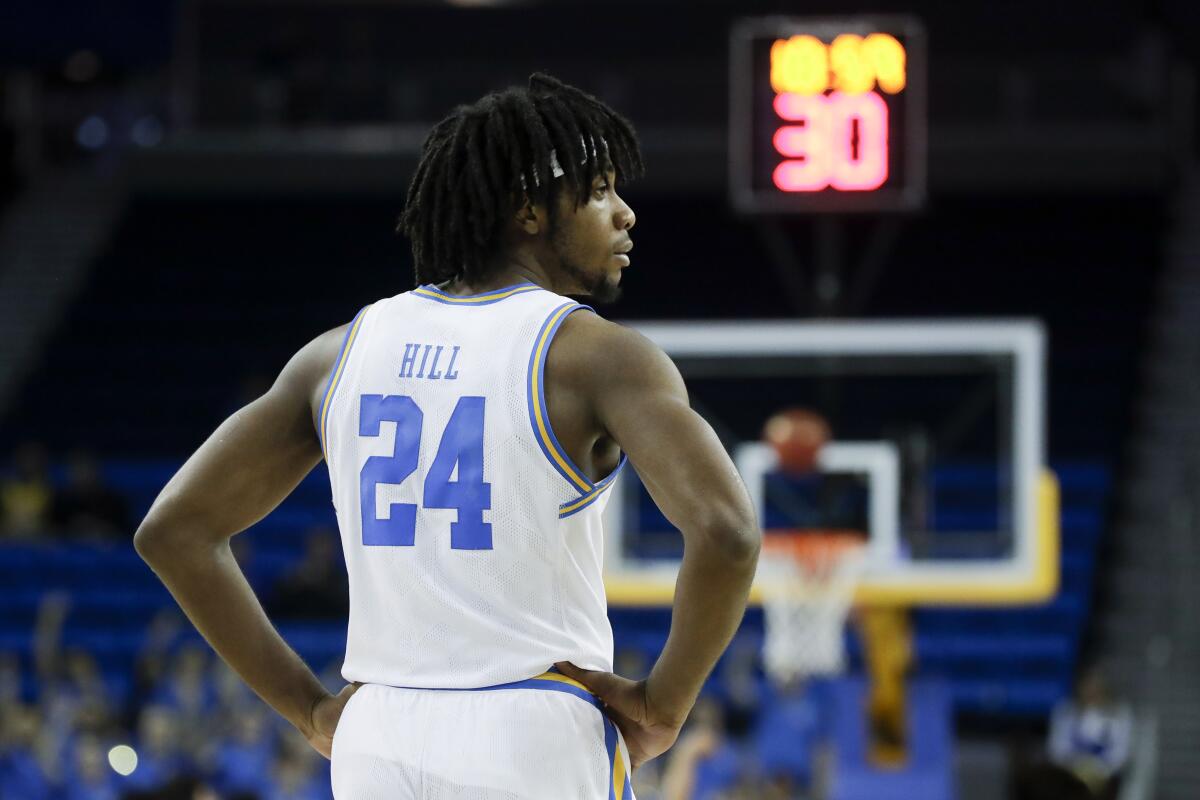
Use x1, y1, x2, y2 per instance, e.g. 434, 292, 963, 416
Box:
759, 538, 867, 683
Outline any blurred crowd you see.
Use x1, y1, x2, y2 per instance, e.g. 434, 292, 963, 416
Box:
0, 443, 349, 799
0, 446, 1133, 800
0, 442, 129, 541
625, 643, 834, 800
0, 442, 838, 799
0, 594, 338, 800
0, 598, 834, 800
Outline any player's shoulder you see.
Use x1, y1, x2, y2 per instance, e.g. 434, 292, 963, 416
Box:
304, 321, 355, 369
307, 302, 377, 372
290, 308, 371, 416
551, 307, 682, 391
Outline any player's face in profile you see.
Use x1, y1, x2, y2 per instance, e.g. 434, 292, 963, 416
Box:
549, 170, 636, 304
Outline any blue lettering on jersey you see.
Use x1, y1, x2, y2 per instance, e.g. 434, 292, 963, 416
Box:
423, 395, 492, 549
416, 344, 432, 378
399, 343, 421, 378
358, 393, 492, 550
399, 343, 461, 381
359, 395, 422, 546
426, 345, 445, 379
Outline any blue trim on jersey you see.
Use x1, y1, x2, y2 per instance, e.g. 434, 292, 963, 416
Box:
558, 454, 628, 518
409, 668, 602, 712
412, 282, 541, 305
476, 675, 602, 712
318, 305, 371, 461
527, 302, 597, 494
604, 717, 619, 799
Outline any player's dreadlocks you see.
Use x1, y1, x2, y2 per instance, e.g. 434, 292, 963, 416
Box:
398, 72, 644, 287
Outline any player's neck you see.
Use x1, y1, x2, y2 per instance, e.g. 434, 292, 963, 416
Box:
441, 252, 573, 297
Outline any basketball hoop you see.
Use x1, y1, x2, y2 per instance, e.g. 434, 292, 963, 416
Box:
758, 530, 867, 684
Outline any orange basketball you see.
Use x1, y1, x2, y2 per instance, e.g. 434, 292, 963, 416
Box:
763, 408, 831, 474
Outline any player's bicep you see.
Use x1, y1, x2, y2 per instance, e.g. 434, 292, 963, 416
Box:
595, 331, 757, 543
138, 329, 341, 547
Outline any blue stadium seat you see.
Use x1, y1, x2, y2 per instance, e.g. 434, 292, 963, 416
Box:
828, 677, 956, 800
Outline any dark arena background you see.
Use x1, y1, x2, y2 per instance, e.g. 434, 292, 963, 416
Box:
1, 1, 1198, 799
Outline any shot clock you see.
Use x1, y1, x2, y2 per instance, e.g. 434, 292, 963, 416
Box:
730, 16, 927, 213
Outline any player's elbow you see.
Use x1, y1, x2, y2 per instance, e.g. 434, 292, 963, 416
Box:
693, 508, 761, 566
716, 523, 763, 566
136, 496, 231, 572
133, 517, 172, 565
134, 508, 197, 567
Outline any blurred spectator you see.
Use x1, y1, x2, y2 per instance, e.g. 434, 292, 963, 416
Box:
50, 451, 130, 539
660, 697, 750, 800
152, 645, 217, 756
268, 526, 348, 620
132, 610, 186, 714
34, 593, 115, 738
123, 705, 189, 794
0, 703, 55, 799
1, 442, 53, 538
265, 729, 330, 800
59, 649, 114, 733
62, 733, 119, 799
214, 661, 258, 722
1047, 667, 1133, 800
210, 708, 274, 797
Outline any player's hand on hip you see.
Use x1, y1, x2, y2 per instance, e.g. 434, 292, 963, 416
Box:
304, 682, 362, 759
555, 662, 683, 770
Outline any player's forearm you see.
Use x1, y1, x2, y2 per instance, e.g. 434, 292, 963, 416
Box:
647, 525, 759, 724
135, 528, 329, 736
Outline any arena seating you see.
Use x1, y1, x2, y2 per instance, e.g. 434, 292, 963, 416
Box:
0, 457, 1107, 723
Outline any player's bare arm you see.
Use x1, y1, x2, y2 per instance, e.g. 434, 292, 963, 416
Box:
550, 311, 762, 769
134, 325, 358, 758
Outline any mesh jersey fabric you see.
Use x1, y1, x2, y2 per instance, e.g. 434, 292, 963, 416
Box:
322, 282, 624, 689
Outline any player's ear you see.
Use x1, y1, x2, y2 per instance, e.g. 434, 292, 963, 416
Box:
513, 194, 544, 235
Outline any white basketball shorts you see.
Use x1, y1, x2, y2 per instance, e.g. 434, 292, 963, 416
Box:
330, 671, 635, 799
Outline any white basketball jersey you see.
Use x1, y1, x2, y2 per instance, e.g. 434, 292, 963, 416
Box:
320, 281, 623, 689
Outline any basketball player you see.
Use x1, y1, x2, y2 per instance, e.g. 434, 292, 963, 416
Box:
135, 73, 761, 798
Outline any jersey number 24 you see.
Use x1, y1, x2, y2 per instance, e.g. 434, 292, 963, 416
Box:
358, 394, 492, 550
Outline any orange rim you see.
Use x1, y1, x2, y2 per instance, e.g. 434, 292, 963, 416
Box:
761, 529, 867, 570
